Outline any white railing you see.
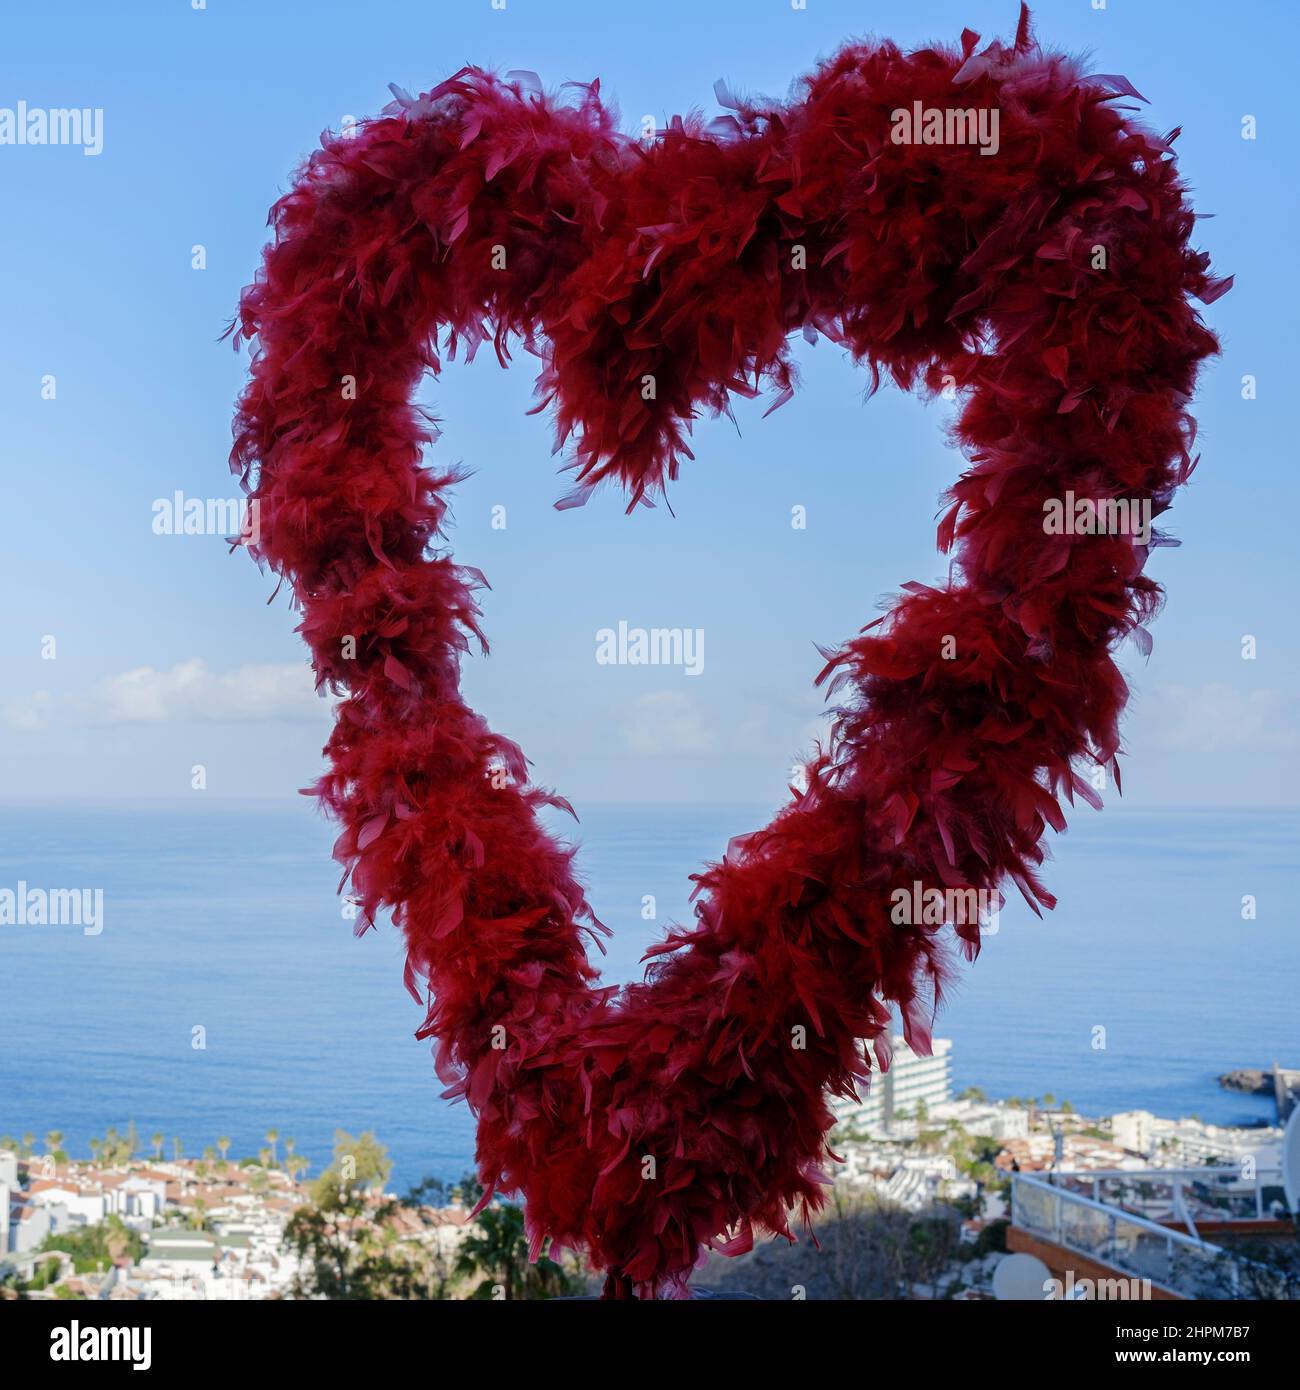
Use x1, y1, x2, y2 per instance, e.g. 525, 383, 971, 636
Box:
1043, 1166, 1288, 1232
1010, 1171, 1294, 1300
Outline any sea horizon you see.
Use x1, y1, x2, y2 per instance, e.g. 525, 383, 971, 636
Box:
1, 798, 1295, 1189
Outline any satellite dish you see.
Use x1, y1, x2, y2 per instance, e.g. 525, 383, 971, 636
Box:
993, 1252, 1052, 1301
1282, 1105, 1300, 1215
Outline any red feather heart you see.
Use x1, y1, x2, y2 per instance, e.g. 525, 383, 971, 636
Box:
229, 6, 1226, 1296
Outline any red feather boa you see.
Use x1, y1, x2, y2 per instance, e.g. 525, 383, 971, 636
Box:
229, 7, 1227, 1296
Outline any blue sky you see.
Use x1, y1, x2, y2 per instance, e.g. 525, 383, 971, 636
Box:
0, 0, 1295, 809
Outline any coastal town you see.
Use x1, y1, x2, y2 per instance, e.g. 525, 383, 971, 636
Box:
0, 1125, 482, 1301
2, 1039, 1294, 1300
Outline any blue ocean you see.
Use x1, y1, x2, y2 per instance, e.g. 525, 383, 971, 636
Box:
0, 801, 1294, 1189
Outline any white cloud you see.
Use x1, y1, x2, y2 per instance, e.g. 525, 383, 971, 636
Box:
91, 659, 327, 724
3, 659, 329, 730
624, 691, 714, 756
1134, 683, 1300, 753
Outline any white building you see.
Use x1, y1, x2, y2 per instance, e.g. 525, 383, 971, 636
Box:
930, 1097, 1029, 1140
137, 1222, 305, 1300
1113, 1110, 1155, 1155
1, 1152, 58, 1256
1152, 1116, 1283, 1171
28, 1181, 109, 1228
117, 1176, 166, 1224
878, 1155, 975, 1210
4, 1193, 51, 1253
834, 1036, 953, 1134
141, 1228, 223, 1279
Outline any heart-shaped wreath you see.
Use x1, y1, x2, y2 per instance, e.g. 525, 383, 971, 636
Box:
229, 6, 1228, 1297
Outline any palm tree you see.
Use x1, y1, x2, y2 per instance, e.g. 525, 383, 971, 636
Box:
217, 1136, 231, 1163
45, 1130, 63, 1157
172, 1136, 183, 1161
284, 1137, 296, 1160
454, 1190, 574, 1299
265, 1129, 279, 1167
89, 1137, 102, 1165
21, 1132, 34, 1158
151, 1132, 165, 1161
